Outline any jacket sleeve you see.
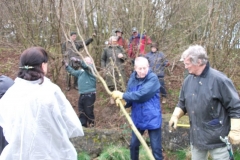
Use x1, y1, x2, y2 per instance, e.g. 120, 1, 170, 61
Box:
160, 53, 169, 67
54, 87, 84, 138
176, 82, 188, 114
101, 49, 107, 68
218, 78, 240, 118
118, 47, 127, 61
79, 60, 88, 70
66, 66, 82, 77
76, 38, 94, 50
146, 35, 152, 45
84, 38, 94, 46
123, 75, 160, 103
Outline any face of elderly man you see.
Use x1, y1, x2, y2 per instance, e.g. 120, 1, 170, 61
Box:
184, 57, 201, 75
134, 57, 149, 78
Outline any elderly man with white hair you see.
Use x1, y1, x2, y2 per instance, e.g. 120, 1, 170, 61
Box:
112, 57, 163, 160
101, 36, 127, 92
63, 56, 96, 128
169, 45, 240, 160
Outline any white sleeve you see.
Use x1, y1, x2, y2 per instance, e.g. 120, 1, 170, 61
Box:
53, 86, 84, 138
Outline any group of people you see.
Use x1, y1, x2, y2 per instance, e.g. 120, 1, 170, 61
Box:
61, 28, 170, 129
0, 30, 240, 160
60, 29, 240, 160
111, 45, 240, 160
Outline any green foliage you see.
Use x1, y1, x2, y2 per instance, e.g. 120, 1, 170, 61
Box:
166, 148, 191, 160
234, 148, 240, 159
174, 150, 186, 160
98, 145, 154, 160
120, 123, 132, 135
139, 146, 150, 160
77, 152, 91, 160
98, 145, 130, 160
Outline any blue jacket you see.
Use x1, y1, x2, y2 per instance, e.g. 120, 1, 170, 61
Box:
123, 70, 162, 130
145, 51, 168, 78
66, 61, 96, 94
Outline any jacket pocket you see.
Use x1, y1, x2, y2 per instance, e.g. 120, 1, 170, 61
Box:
204, 118, 222, 129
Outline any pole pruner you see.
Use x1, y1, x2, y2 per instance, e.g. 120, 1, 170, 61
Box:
220, 136, 234, 160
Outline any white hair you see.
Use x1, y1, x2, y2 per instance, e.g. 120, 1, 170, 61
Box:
109, 36, 118, 42
181, 45, 208, 65
134, 57, 149, 67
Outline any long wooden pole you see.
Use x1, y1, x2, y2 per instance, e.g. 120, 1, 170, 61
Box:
59, 0, 155, 159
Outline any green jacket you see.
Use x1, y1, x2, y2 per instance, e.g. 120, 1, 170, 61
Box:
66, 61, 96, 94
101, 45, 127, 90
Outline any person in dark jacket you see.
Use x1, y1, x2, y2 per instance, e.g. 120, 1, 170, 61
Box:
62, 32, 95, 91
0, 75, 14, 154
169, 45, 240, 160
112, 57, 163, 160
145, 42, 169, 103
101, 36, 127, 92
63, 57, 96, 128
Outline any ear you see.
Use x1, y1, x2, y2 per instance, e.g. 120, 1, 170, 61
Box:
197, 59, 202, 66
41, 62, 48, 75
134, 66, 137, 71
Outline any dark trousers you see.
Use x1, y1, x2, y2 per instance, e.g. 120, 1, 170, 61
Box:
78, 92, 95, 127
130, 127, 163, 160
159, 78, 167, 97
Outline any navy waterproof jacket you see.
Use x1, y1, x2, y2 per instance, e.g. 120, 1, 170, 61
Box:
145, 51, 168, 78
178, 63, 240, 150
123, 70, 162, 130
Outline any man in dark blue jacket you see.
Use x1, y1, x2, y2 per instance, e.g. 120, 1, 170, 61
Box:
112, 57, 163, 160
145, 42, 169, 104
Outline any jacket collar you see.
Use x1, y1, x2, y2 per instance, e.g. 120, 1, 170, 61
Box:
199, 62, 210, 77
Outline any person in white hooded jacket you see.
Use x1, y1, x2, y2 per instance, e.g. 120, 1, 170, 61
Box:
0, 47, 84, 160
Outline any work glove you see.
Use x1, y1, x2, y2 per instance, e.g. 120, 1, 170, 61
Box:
169, 107, 184, 130
62, 60, 68, 67
228, 118, 240, 145
70, 57, 80, 62
114, 98, 127, 107
111, 91, 124, 100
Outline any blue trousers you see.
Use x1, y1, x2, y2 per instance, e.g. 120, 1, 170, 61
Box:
130, 127, 163, 160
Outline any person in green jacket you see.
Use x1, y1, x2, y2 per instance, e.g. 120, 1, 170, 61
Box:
61, 32, 95, 91
63, 57, 96, 128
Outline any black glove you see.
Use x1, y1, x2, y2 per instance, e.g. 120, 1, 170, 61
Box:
62, 60, 68, 67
